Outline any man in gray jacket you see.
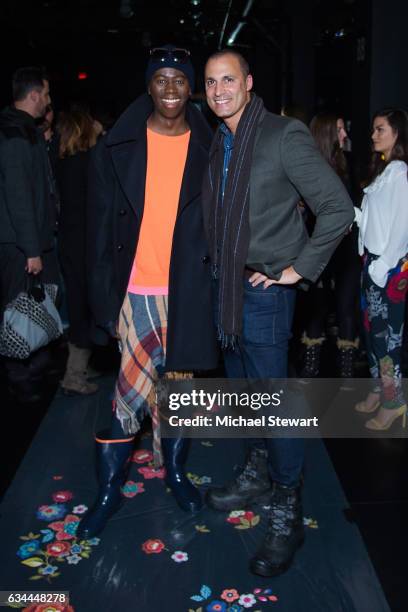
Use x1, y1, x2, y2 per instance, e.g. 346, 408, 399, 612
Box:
202, 50, 354, 577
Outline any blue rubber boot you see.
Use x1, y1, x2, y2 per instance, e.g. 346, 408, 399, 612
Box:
161, 437, 203, 513
76, 430, 135, 539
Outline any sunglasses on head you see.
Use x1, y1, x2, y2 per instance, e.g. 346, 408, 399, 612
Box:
149, 47, 191, 64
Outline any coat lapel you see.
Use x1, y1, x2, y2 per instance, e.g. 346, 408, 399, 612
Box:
178, 137, 206, 214
110, 136, 147, 217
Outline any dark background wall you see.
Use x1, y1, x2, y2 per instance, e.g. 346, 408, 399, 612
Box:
0, 0, 406, 184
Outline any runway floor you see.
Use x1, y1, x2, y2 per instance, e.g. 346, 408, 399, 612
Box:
0, 338, 407, 611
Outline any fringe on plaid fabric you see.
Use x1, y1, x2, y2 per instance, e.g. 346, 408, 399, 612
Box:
114, 292, 193, 467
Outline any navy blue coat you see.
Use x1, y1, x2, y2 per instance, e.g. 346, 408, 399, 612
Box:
87, 94, 219, 371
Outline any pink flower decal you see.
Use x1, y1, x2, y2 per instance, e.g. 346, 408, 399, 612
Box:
132, 449, 153, 464
238, 593, 257, 608
52, 490, 74, 503
141, 539, 165, 554
221, 589, 240, 603
171, 550, 189, 563
72, 505, 88, 514
137, 466, 166, 479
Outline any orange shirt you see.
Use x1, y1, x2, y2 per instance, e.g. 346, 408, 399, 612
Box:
128, 128, 190, 295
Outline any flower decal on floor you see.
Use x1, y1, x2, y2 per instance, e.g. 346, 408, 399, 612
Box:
303, 517, 319, 529
195, 524, 211, 534
72, 505, 88, 515
36, 505, 67, 522
132, 449, 154, 463
17, 540, 41, 560
48, 514, 80, 541
171, 551, 189, 563
137, 466, 166, 479
51, 490, 73, 503
141, 539, 166, 554
17, 492, 100, 581
121, 480, 145, 498
190, 585, 278, 611
226, 510, 260, 530
46, 541, 72, 557
220, 589, 240, 603
141, 538, 190, 563
187, 472, 212, 486
22, 604, 75, 612
238, 594, 257, 608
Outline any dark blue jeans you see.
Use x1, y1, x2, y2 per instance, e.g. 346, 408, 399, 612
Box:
220, 279, 304, 487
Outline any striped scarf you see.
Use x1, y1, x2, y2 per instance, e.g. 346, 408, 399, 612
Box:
202, 94, 265, 347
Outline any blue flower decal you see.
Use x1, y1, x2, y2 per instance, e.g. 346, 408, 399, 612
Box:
40, 529, 55, 543
70, 544, 82, 554
39, 564, 58, 576
36, 504, 67, 521
206, 601, 227, 612
63, 521, 78, 536
86, 537, 101, 546
17, 540, 40, 559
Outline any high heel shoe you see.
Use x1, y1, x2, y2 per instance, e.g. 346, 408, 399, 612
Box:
365, 405, 407, 431
355, 397, 380, 414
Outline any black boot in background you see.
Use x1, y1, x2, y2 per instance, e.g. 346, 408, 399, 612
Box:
299, 334, 324, 378
206, 447, 272, 511
337, 338, 358, 389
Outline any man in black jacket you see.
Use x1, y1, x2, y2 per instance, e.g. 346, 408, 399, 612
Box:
203, 50, 354, 577
0, 67, 59, 401
77, 46, 219, 539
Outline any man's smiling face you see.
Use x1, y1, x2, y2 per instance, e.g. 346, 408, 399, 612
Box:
205, 53, 252, 133
148, 68, 191, 120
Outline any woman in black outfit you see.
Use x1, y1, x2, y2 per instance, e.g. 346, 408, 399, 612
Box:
300, 113, 361, 381
56, 109, 99, 394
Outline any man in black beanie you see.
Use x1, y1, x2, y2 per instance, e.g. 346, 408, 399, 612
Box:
78, 45, 218, 538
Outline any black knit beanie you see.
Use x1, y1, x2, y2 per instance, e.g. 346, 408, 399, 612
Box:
146, 44, 195, 91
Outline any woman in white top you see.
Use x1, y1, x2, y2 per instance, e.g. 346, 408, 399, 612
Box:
354, 108, 408, 430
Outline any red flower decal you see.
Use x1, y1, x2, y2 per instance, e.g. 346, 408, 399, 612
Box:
49, 514, 80, 540
141, 538, 165, 554
132, 449, 153, 464
23, 606, 74, 612
137, 466, 165, 479
52, 490, 73, 503
46, 540, 72, 557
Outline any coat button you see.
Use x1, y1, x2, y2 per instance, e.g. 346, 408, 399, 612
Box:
201, 256, 210, 264
119, 209, 127, 216
117, 244, 124, 252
